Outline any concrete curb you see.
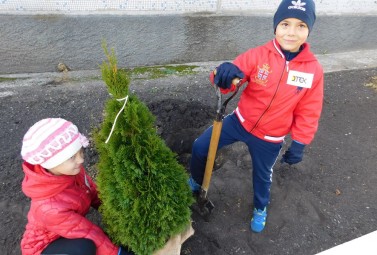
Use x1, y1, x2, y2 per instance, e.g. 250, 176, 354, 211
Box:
1, 49, 377, 83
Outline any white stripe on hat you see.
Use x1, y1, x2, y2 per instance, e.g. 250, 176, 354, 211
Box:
23, 119, 69, 153
41, 137, 82, 169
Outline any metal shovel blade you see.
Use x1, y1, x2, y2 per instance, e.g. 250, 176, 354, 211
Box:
191, 189, 215, 222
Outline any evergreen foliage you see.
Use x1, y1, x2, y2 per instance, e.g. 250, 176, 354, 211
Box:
94, 42, 194, 255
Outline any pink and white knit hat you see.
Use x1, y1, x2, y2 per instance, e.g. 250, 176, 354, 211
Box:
21, 118, 89, 169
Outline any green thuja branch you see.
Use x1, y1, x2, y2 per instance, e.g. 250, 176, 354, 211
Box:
94, 41, 194, 255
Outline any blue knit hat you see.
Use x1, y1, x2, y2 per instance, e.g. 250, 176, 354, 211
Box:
273, 0, 316, 32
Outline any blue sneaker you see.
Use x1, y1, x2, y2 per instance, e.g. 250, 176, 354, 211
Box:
188, 177, 201, 192
250, 207, 267, 233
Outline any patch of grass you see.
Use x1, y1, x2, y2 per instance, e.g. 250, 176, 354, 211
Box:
68, 76, 103, 82
365, 76, 377, 90
123, 65, 198, 79
0, 77, 17, 82
0, 65, 198, 84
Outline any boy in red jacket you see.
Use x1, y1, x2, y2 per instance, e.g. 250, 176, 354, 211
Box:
189, 0, 323, 233
20, 118, 133, 255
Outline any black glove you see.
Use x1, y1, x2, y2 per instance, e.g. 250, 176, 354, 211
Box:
280, 140, 305, 165
118, 246, 135, 255
214, 62, 244, 89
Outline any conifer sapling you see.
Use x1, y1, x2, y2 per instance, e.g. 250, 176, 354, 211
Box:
94, 42, 194, 255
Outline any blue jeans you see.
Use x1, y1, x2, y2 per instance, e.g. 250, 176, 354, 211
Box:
189, 113, 282, 210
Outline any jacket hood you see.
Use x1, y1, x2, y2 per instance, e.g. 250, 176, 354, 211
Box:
22, 162, 76, 200
267, 39, 317, 62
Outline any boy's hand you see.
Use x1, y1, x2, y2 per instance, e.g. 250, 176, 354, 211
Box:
280, 140, 306, 165
214, 62, 244, 89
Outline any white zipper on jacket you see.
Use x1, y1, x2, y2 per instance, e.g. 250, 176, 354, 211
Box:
273, 39, 291, 72
250, 40, 287, 133
273, 39, 285, 58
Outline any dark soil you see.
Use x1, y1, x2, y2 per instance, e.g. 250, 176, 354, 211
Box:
1, 67, 377, 255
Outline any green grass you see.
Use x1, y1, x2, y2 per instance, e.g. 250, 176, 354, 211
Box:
0, 77, 17, 82
0, 64, 198, 84
124, 65, 198, 79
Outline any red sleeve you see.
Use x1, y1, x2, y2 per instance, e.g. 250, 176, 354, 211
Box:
233, 47, 258, 85
35, 202, 118, 255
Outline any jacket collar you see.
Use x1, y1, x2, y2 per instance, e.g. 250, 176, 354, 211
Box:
21, 162, 83, 200
269, 39, 317, 62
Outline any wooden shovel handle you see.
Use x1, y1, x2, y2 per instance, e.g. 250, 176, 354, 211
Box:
201, 120, 223, 191
201, 68, 242, 193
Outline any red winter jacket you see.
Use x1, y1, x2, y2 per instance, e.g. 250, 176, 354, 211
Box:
215, 39, 324, 144
21, 162, 119, 255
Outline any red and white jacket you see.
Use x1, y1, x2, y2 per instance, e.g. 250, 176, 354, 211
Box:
21, 162, 119, 255
215, 39, 324, 144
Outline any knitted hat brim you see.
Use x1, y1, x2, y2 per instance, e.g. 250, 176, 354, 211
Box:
40, 138, 82, 169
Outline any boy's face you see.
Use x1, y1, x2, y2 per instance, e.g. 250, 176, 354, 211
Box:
47, 148, 84, 176
275, 18, 309, 52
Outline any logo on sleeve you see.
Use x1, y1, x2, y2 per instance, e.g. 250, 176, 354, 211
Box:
287, 70, 313, 88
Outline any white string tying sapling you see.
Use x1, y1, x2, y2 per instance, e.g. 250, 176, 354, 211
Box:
105, 95, 129, 144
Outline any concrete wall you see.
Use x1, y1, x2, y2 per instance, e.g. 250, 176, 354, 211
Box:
0, 1, 376, 73
1, 0, 377, 14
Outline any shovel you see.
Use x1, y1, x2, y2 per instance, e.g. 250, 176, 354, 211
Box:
194, 73, 242, 221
